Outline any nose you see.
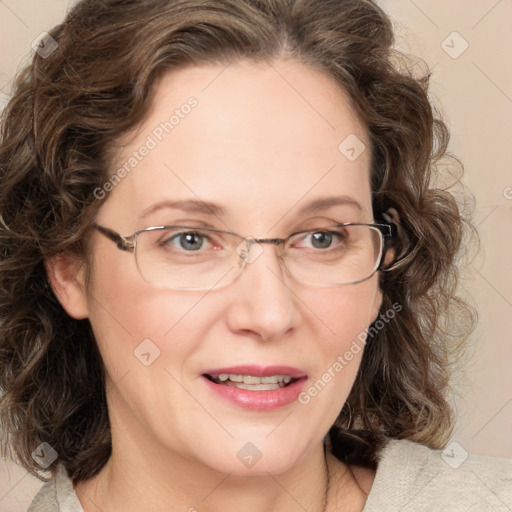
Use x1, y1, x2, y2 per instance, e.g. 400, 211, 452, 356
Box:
225, 240, 299, 340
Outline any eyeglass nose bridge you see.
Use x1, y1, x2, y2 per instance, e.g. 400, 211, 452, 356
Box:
235, 236, 285, 266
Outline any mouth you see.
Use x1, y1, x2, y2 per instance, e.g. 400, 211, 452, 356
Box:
203, 373, 299, 391
201, 365, 308, 392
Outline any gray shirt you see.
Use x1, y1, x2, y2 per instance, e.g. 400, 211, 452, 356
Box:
27, 439, 512, 511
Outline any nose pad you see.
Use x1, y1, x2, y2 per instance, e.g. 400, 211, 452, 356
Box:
235, 237, 264, 266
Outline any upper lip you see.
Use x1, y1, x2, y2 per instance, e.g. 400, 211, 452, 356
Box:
202, 365, 307, 379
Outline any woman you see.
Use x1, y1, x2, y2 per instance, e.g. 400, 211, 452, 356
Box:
0, 0, 510, 510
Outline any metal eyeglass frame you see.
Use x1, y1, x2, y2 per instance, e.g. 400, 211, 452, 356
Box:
92, 222, 397, 289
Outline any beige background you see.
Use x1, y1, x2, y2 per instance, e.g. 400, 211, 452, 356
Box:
1, 1, 511, 510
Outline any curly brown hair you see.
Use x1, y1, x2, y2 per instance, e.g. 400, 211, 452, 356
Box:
0, 0, 476, 483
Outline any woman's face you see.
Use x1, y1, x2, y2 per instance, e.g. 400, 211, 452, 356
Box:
76, 59, 383, 475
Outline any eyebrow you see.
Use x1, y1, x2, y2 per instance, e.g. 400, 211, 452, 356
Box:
140, 199, 226, 218
139, 195, 362, 219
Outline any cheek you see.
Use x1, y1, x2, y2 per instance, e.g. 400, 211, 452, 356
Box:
297, 278, 381, 407
304, 276, 381, 347
85, 251, 219, 377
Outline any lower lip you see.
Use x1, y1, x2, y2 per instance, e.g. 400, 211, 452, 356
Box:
202, 376, 307, 411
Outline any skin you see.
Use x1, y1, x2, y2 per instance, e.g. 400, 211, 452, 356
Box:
48, 58, 382, 511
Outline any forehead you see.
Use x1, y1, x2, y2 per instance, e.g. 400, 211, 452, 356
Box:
100, 59, 372, 230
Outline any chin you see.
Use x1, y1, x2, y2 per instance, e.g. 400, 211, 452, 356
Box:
193, 431, 314, 477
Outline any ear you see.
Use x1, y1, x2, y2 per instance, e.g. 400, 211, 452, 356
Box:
380, 207, 401, 268
370, 285, 383, 325
369, 207, 402, 323
45, 254, 89, 319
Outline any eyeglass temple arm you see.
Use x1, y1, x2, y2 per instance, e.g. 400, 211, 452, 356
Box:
380, 222, 397, 238
378, 220, 411, 272
93, 224, 135, 251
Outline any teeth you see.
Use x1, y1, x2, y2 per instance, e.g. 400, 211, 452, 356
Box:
226, 381, 282, 390
212, 374, 295, 386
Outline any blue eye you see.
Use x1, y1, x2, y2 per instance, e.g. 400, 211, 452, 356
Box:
300, 230, 345, 250
164, 231, 211, 251
309, 231, 334, 249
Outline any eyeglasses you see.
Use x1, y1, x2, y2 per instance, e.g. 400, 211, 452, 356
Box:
92, 222, 397, 291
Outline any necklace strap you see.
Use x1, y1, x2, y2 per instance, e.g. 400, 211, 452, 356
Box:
321, 440, 331, 512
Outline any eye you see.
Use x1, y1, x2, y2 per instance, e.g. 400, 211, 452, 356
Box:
162, 230, 214, 252
299, 230, 345, 250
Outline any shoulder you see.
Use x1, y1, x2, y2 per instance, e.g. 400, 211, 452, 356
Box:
28, 465, 83, 512
363, 439, 512, 512
27, 478, 58, 512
